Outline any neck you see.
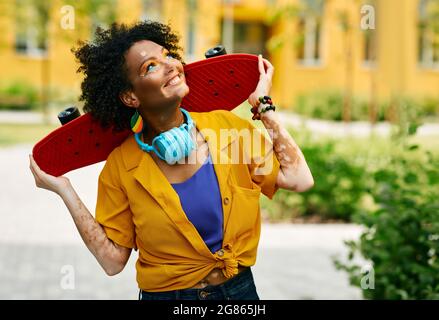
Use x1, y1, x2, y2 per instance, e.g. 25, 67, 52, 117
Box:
139, 106, 184, 144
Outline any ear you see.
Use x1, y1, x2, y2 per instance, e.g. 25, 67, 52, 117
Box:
119, 90, 140, 108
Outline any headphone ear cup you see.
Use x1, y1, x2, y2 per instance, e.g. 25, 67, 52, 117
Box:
175, 127, 191, 155
163, 130, 183, 164
155, 132, 170, 158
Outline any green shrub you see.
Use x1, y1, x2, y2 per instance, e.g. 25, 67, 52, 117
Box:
0, 81, 38, 110
294, 90, 387, 122
295, 90, 343, 121
262, 137, 368, 222
294, 90, 438, 122
418, 96, 439, 117
334, 144, 439, 299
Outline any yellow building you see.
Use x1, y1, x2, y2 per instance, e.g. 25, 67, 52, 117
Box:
269, 0, 439, 111
0, 0, 438, 114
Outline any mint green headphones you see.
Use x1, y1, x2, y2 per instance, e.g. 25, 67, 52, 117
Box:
134, 108, 196, 165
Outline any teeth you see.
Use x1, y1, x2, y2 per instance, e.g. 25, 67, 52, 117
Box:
167, 75, 180, 86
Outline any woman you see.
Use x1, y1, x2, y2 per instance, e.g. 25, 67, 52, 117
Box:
29, 21, 314, 300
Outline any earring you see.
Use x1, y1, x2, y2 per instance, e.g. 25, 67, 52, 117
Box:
130, 110, 143, 133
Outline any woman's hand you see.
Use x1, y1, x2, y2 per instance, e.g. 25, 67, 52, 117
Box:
247, 54, 274, 109
29, 154, 71, 195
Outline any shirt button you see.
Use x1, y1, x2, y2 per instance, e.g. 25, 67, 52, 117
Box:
217, 249, 225, 257
199, 291, 209, 299
223, 197, 230, 205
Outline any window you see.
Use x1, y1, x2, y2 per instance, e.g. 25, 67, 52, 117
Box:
186, 0, 197, 61
362, 1, 377, 67
220, 21, 267, 56
15, 0, 49, 57
141, 0, 162, 21
418, 0, 439, 69
296, 0, 324, 66
363, 30, 377, 67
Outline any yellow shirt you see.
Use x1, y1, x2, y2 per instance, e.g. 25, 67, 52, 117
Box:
95, 110, 280, 292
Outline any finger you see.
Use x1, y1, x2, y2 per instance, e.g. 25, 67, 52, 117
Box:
29, 162, 38, 180
29, 156, 41, 180
258, 54, 265, 74
29, 154, 37, 173
29, 155, 46, 181
29, 154, 39, 169
263, 58, 274, 78
29, 160, 42, 187
263, 58, 274, 70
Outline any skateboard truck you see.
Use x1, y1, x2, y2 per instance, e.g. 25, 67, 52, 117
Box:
58, 106, 81, 125
205, 45, 227, 58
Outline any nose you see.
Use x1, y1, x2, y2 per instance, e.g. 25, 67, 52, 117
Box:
163, 57, 175, 76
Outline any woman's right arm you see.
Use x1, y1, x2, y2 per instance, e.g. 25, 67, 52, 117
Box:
29, 155, 131, 276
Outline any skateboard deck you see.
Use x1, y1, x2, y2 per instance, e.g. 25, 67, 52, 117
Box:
33, 53, 260, 176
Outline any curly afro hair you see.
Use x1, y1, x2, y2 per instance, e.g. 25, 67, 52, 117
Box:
72, 20, 184, 132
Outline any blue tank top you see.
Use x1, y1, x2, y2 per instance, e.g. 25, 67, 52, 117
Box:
171, 154, 223, 253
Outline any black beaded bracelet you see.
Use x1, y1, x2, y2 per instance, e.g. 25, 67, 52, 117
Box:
261, 105, 276, 113
251, 95, 276, 120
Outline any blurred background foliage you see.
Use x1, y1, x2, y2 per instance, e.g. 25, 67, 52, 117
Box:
294, 90, 439, 123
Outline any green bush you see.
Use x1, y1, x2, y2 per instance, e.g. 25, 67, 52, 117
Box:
294, 90, 438, 122
417, 96, 439, 117
334, 144, 439, 299
262, 138, 368, 222
0, 81, 38, 110
294, 90, 387, 122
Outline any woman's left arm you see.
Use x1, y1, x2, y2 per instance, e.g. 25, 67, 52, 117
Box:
248, 55, 314, 193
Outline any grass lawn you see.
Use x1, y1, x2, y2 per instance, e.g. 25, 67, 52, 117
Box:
0, 123, 57, 147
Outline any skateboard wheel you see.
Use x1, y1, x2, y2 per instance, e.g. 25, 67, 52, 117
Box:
205, 45, 227, 59
58, 107, 81, 125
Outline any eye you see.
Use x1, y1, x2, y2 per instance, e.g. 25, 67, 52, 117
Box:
146, 62, 158, 73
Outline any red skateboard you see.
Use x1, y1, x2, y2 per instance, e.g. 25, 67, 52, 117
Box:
33, 53, 261, 176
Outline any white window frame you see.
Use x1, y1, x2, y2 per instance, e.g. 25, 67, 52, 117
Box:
418, 0, 439, 70
297, 1, 324, 67
362, 30, 377, 69
15, 3, 48, 58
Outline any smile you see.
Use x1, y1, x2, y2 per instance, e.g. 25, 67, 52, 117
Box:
165, 74, 183, 87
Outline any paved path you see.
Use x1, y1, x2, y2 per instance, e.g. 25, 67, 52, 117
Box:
0, 144, 364, 300
277, 112, 438, 137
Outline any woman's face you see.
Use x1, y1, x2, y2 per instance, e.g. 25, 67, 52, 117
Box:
123, 40, 189, 111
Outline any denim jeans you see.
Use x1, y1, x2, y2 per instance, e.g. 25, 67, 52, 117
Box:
139, 267, 260, 300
